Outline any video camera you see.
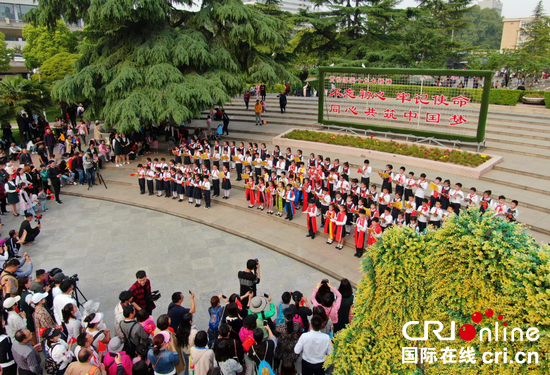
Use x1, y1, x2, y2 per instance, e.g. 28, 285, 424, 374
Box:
35, 214, 43, 225
150, 290, 161, 302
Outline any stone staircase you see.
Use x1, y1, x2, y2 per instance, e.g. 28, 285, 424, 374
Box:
186, 94, 550, 242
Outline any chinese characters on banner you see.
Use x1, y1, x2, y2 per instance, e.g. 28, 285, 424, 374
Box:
326, 77, 471, 127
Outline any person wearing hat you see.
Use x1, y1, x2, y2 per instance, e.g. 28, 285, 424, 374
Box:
18, 213, 41, 245
12, 329, 42, 375
46, 160, 62, 205
44, 327, 74, 375
82, 301, 100, 318
103, 337, 132, 375
83, 313, 110, 352
1, 259, 22, 297
249, 295, 275, 324
4, 296, 27, 338
32, 292, 55, 342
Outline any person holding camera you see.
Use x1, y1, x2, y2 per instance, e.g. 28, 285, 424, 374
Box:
167, 292, 195, 332
83, 152, 96, 189
238, 259, 261, 307
53, 280, 81, 325
19, 213, 41, 245
129, 271, 158, 315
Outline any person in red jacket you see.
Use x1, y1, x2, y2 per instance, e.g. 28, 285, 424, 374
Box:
129, 270, 156, 314
305, 199, 318, 239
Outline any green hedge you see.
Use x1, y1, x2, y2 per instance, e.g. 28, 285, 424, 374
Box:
488, 90, 522, 106
545, 92, 550, 109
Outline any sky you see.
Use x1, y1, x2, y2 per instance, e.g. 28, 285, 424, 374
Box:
398, 0, 550, 19
180, 0, 550, 18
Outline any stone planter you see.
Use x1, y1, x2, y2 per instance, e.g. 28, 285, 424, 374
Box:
273, 129, 502, 180
522, 96, 545, 105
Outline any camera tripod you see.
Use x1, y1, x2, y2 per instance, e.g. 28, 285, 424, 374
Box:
96, 170, 108, 189
73, 282, 89, 309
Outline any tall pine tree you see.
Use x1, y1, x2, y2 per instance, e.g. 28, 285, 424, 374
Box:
27, 0, 299, 131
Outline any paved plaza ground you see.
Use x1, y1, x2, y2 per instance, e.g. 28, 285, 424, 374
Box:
1, 196, 337, 329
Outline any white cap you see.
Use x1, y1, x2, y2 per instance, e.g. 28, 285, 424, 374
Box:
3, 296, 21, 309
32, 292, 49, 305
90, 312, 104, 324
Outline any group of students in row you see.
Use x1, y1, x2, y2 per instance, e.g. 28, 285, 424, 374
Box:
133, 139, 521, 256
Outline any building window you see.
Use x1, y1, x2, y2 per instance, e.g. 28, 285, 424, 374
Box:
0, 3, 16, 21
16, 4, 36, 22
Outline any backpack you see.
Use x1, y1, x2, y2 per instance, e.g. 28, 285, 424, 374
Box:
292, 314, 304, 332
44, 344, 60, 375
275, 304, 285, 326
208, 306, 224, 331
122, 322, 138, 358
252, 341, 274, 375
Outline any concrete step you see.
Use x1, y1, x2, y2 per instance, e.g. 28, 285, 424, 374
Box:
493, 166, 550, 181
214, 107, 550, 140
485, 133, 550, 150
485, 145, 550, 159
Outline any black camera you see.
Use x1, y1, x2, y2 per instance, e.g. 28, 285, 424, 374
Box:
68, 274, 79, 283
150, 290, 161, 302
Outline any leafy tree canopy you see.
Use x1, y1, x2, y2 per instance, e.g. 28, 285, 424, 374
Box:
328, 209, 550, 374
0, 76, 52, 131
0, 32, 13, 73
22, 19, 78, 70
291, 0, 471, 70
39, 52, 81, 83
27, 0, 300, 132
455, 5, 503, 50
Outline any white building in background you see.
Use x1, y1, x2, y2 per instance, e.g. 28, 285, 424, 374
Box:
242, 0, 315, 13
477, 0, 503, 15
0, 0, 83, 74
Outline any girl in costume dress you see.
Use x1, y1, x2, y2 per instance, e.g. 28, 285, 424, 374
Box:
333, 205, 348, 250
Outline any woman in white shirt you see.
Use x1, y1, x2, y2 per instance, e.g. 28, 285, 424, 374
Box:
61, 304, 82, 350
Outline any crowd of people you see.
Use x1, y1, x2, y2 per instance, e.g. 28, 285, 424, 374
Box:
1, 254, 353, 375
134, 138, 521, 258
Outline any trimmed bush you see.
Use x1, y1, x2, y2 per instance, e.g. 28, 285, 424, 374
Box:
283, 129, 490, 167
545, 92, 550, 109
327, 209, 550, 374
487, 89, 522, 106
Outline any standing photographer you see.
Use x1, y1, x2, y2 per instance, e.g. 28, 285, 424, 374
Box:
129, 270, 158, 315
238, 259, 261, 307
83, 152, 96, 189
